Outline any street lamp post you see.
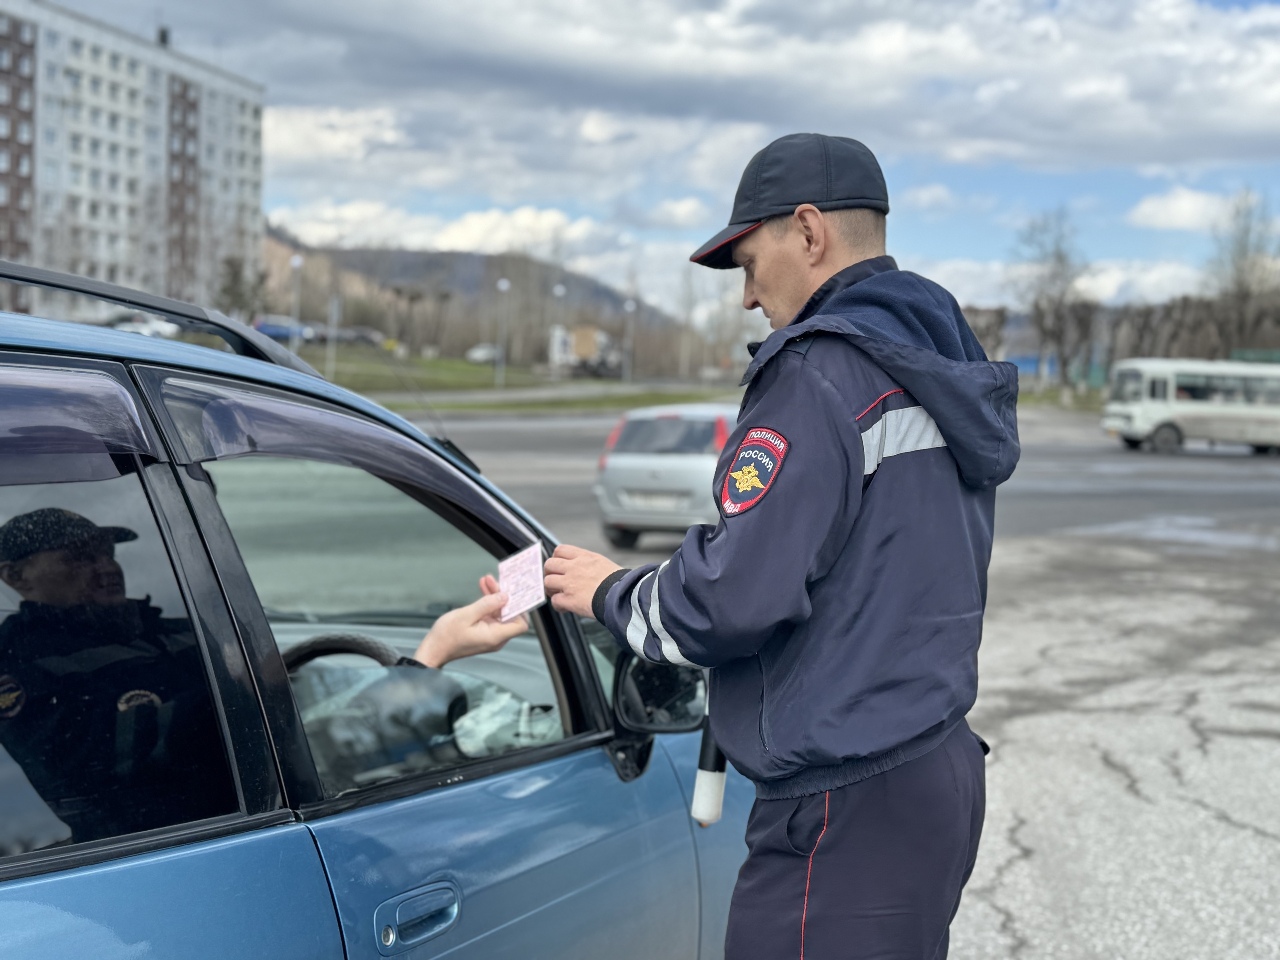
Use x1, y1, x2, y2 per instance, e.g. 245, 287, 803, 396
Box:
622, 297, 637, 383
495, 277, 511, 389
289, 253, 304, 355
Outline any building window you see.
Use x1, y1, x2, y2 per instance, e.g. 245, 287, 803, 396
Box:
90, 107, 102, 126
0, 117, 11, 139
108, 205, 118, 221
108, 113, 119, 132
69, 133, 81, 152
0, 17, 12, 36
109, 82, 120, 101
126, 177, 138, 195
18, 23, 33, 44
65, 68, 81, 90
17, 153, 29, 176
0, 48, 11, 70
127, 147, 138, 165
88, 200, 99, 218
109, 52, 121, 71
90, 45, 101, 62
66, 102, 81, 121
70, 38, 83, 56
127, 119, 138, 137
108, 173, 119, 192
68, 163, 81, 184
17, 121, 31, 145
128, 59, 138, 76
46, 29, 59, 47
43, 127, 56, 145
0, 83, 9, 105
89, 169, 101, 188
18, 54, 31, 77
18, 188, 31, 210
17, 88, 30, 111
127, 89, 138, 107
89, 138, 101, 157
108, 143, 119, 161
0, 183, 9, 206
44, 63, 56, 81
0, 149, 10, 173
90, 76, 102, 94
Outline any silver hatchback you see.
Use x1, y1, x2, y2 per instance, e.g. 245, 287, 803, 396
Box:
593, 403, 739, 549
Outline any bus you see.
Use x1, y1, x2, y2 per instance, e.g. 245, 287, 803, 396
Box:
1101, 357, 1280, 454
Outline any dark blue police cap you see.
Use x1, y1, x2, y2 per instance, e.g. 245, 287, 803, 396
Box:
690, 133, 889, 270
0, 508, 137, 563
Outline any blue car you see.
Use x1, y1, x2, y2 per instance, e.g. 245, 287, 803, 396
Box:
0, 263, 751, 960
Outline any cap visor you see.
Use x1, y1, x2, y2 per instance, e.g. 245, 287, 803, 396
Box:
103, 526, 138, 545
689, 221, 763, 269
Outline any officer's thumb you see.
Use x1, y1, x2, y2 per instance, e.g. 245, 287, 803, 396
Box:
474, 592, 509, 619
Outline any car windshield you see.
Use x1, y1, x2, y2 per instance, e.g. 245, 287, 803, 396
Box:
1109, 369, 1143, 403
614, 417, 718, 454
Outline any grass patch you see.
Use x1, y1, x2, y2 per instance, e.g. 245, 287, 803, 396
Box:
295, 345, 544, 393
1017, 387, 1106, 413
385, 389, 742, 416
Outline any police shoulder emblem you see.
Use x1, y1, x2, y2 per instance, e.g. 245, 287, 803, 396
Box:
721, 427, 789, 516
0, 674, 25, 719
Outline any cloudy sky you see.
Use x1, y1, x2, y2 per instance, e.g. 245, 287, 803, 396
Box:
56, 0, 1280, 314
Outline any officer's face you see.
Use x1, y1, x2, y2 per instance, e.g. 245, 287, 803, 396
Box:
732, 217, 820, 330
0, 538, 127, 607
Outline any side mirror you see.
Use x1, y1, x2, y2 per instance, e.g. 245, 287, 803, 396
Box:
612, 651, 707, 735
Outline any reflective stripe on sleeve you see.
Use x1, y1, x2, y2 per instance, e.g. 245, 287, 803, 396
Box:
649, 561, 697, 667
861, 405, 946, 476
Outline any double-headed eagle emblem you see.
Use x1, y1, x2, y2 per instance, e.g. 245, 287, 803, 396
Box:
730, 463, 766, 494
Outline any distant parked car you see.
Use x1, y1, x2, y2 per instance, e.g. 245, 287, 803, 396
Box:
594, 403, 739, 549
464, 342, 499, 364
252, 313, 316, 343
104, 312, 180, 338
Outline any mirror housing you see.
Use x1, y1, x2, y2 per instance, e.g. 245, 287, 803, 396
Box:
612, 651, 707, 735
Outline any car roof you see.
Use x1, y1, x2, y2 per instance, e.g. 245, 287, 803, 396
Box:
1114, 357, 1280, 376
624, 402, 740, 420
0, 312, 495, 485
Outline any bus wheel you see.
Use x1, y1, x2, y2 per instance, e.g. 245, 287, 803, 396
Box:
1150, 424, 1182, 454
1250, 445, 1277, 456
1122, 438, 1142, 450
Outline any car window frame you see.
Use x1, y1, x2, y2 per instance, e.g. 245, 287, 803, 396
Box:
132, 365, 617, 819
0, 351, 286, 885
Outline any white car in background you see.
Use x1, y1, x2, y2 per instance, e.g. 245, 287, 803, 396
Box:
594, 403, 739, 549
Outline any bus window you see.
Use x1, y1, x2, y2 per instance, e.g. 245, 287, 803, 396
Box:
1244, 376, 1280, 405
1110, 369, 1142, 403
1147, 378, 1167, 401
1174, 374, 1245, 402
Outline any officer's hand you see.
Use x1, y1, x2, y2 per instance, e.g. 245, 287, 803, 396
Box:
412, 575, 529, 668
544, 545, 621, 619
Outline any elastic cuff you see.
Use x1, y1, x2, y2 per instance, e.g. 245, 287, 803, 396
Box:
591, 568, 631, 624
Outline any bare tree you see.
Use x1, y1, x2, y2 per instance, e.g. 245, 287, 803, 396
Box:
1205, 190, 1279, 358
1013, 208, 1094, 392
961, 306, 1007, 360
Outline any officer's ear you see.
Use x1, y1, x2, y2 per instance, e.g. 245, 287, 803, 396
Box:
0, 560, 28, 593
792, 204, 828, 266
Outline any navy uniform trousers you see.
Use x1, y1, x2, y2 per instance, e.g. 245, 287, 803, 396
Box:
724, 721, 986, 960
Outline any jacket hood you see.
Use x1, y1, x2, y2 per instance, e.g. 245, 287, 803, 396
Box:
743, 268, 1020, 489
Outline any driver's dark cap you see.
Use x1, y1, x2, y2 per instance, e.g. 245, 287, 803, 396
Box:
0, 508, 137, 563
690, 133, 889, 270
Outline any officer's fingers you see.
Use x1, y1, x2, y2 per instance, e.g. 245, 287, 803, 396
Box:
543, 556, 571, 577
543, 572, 566, 595
552, 544, 587, 560
479, 574, 500, 596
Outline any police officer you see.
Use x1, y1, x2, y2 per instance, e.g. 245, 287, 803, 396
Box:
0, 507, 237, 843
545, 133, 1020, 959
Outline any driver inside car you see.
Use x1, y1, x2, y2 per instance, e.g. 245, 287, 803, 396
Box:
0, 507, 528, 840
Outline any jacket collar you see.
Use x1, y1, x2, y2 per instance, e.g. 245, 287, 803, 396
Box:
742, 255, 898, 381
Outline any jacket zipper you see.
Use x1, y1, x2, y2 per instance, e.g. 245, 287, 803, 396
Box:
757, 654, 772, 753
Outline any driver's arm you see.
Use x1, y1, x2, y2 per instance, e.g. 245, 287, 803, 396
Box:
411, 575, 529, 668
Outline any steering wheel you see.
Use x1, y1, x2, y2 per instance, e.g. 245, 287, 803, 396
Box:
282, 632, 401, 672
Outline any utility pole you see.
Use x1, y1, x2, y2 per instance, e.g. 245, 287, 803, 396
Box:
495, 276, 511, 389
325, 293, 341, 382
622, 264, 638, 383
289, 253, 303, 355
679, 264, 695, 382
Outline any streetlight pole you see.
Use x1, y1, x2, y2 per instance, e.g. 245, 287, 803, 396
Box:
289, 253, 304, 356
495, 276, 511, 389
622, 297, 637, 383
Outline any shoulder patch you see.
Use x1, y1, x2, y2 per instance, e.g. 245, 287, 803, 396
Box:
722, 427, 789, 516
0, 674, 25, 719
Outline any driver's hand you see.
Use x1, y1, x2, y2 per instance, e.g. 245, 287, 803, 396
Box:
412, 575, 529, 668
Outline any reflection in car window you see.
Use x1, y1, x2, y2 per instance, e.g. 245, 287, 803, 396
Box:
205, 456, 568, 798
0, 473, 237, 858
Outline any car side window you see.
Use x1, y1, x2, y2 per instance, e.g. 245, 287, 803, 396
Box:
204, 455, 568, 798
0, 366, 237, 860
138, 371, 578, 800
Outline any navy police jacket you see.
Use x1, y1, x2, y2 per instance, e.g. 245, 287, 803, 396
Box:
592, 256, 1020, 799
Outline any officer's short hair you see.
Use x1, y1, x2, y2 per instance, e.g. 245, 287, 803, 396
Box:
766, 207, 886, 252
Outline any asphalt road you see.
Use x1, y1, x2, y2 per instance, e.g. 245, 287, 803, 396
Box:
435, 405, 1280, 959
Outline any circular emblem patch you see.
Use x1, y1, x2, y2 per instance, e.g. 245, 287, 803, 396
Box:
721, 427, 789, 516
0, 674, 26, 719
117, 689, 162, 712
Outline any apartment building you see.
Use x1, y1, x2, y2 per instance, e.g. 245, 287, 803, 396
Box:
0, 0, 263, 313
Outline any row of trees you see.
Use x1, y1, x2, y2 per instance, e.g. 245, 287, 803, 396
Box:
1009, 190, 1280, 396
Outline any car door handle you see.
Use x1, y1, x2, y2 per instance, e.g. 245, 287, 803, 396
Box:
374, 882, 461, 955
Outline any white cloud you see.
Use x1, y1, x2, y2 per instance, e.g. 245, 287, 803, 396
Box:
264, 107, 406, 164
649, 197, 711, 228
1126, 187, 1234, 232
901, 184, 956, 213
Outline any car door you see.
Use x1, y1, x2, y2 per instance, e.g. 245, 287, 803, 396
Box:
0, 354, 344, 960
136, 365, 702, 960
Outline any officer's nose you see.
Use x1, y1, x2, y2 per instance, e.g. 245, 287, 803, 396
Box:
742, 278, 761, 312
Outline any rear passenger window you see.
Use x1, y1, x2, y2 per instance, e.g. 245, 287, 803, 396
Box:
614, 417, 724, 454
0, 366, 236, 860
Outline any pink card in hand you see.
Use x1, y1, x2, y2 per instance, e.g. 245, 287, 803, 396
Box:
498, 543, 546, 622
